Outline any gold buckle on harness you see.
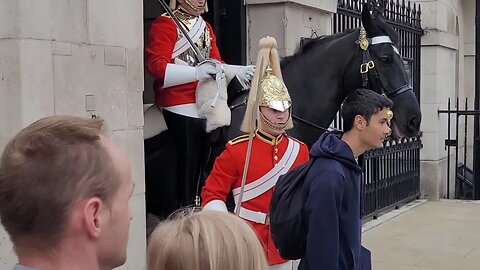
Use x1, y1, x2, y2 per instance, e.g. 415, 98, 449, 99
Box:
360, 61, 375, 74
360, 63, 369, 74
368, 60, 375, 69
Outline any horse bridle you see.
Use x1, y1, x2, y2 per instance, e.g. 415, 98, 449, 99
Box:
358, 27, 412, 98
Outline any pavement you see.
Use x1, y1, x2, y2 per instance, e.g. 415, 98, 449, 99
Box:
362, 200, 480, 270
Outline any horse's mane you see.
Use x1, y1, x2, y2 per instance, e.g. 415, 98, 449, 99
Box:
281, 29, 357, 67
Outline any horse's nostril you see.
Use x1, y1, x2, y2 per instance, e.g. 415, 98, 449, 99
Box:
409, 117, 420, 131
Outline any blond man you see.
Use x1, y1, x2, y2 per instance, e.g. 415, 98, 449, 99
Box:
0, 116, 134, 270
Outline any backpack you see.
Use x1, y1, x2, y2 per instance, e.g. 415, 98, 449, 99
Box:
269, 158, 316, 260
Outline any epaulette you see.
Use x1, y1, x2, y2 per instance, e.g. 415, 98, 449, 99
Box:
287, 135, 306, 146
228, 134, 251, 145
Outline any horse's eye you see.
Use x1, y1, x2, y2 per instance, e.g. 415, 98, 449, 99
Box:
380, 56, 391, 64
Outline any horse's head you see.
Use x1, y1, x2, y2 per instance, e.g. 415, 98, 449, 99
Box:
344, 4, 421, 139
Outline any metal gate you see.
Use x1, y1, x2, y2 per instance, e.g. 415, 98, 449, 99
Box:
439, 98, 479, 199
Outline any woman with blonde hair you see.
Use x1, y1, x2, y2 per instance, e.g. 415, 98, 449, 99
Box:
147, 209, 268, 270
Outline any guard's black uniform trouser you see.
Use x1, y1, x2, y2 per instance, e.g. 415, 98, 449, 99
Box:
163, 109, 208, 207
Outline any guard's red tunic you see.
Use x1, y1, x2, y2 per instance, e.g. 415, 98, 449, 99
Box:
201, 130, 309, 265
145, 14, 222, 107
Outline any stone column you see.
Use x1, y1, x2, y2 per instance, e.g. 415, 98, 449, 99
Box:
415, 0, 460, 199
0, 1, 146, 269
245, 0, 337, 62
461, 0, 476, 172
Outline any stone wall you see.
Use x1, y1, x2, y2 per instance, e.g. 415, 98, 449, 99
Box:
415, 0, 475, 199
0, 0, 146, 269
246, 0, 337, 60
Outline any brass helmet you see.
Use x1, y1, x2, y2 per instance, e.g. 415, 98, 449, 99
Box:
259, 67, 292, 112
241, 36, 293, 133
169, 0, 208, 13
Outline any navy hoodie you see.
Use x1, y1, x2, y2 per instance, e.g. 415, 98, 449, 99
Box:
299, 132, 371, 270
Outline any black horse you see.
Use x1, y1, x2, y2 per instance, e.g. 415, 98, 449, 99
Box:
145, 4, 422, 219
283, 5, 420, 146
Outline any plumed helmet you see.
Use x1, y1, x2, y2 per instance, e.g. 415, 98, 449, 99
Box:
241, 36, 293, 133
259, 67, 291, 112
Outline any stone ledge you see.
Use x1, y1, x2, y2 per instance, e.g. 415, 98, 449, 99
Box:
53, 41, 72, 56
246, 0, 337, 13
464, 43, 475, 56
421, 29, 459, 50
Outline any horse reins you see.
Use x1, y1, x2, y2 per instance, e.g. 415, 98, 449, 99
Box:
292, 115, 341, 132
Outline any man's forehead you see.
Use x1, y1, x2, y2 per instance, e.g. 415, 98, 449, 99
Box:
374, 108, 393, 120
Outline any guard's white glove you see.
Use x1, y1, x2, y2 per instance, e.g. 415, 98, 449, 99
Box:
235, 65, 255, 87
195, 60, 221, 81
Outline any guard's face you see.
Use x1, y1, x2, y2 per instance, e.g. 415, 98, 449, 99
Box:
177, 0, 206, 16
259, 106, 289, 136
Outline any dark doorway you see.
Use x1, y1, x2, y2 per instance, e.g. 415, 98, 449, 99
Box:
143, 0, 245, 104
202, 0, 246, 65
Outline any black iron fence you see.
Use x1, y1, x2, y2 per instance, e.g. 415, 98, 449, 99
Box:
438, 98, 479, 199
333, 0, 423, 218
334, 0, 423, 99
362, 137, 422, 218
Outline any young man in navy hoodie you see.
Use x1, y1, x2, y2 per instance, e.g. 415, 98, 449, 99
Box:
299, 88, 393, 270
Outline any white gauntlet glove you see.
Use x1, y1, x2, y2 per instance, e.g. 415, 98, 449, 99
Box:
195, 60, 220, 81
235, 65, 255, 88
163, 59, 220, 88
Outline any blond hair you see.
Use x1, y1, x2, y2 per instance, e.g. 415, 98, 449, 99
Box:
147, 209, 268, 270
241, 36, 293, 133
0, 115, 120, 249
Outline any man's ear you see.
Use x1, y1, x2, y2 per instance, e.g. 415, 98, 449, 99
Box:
353, 115, 367, 131
83, 198, 106, 239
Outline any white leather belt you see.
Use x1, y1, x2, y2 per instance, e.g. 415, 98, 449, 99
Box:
237, 206, 269, 225
163, 104, 200, 118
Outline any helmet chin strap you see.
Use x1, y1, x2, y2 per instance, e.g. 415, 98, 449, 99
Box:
259, 111, 289, 132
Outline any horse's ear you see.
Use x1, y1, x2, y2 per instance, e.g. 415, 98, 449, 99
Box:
361, 3, 380, 37
371, 2, 386, 21
361, 4, 372, 30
